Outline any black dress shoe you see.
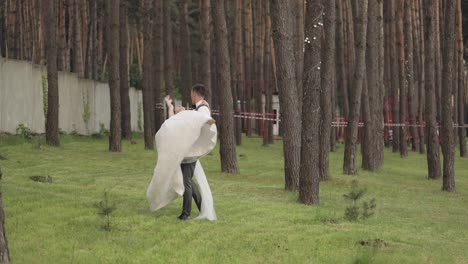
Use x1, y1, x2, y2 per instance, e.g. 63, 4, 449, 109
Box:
178, 213, 190, 220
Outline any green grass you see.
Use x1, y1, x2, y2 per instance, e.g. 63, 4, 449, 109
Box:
0, 134, 467, 264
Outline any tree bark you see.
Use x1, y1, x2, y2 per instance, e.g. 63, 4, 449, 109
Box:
456, 0, 466, 157
319, 0, 336, 180
435, 0, 442, 124
106, 0, 121, 152
91, 0, 98, 80
153, 0, 165, 133
163, 0, 174, 98
263, 0, 274, 146
42, 0, 60, 147
142, 0, 154, 149
200, 0, 212, 104
212, 0, 239, 174
210, 25, 219, 113
254, 0, 265, 136
362, 0, 384, 171
234, 0, 243, 145
225, 0, 240, 144
389, 0, 400, 152
424, 0, 441, 179
299, 0, 322, 204
72, 0, 84, 77
270, 0, 301, 190
344, 0, 355, 119
441, 0, 456, 192
405, 0, 419, 152
396, 0, 408, 157
243, 0, 254, 136
179, 0, 192, 108
262, 19, 272, 145
56, 0, 65, 70
120, 0, 131, 140
415, 0, 426, 154
13, 0, 20, 59
343, 0, 368, 175
293, 0, 304, 118
0, 0, 5, 58
336, 0, 349, 119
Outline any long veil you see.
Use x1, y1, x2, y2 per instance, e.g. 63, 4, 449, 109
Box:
146, 110, 217, 221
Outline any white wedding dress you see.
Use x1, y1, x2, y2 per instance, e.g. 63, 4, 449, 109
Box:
146, 110, 217, 221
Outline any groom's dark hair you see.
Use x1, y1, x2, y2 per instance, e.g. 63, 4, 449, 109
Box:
192, 84, 206, 98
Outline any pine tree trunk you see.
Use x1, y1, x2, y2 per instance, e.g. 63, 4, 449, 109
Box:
435, 0, 442, 124
441, 0, 456, 192
405, 0, 419, 152
254, 0, 265, 136
210, 25, 219, 113
263, 1, 273, 146
396, 0, 408, 157
56, 0, 66, 70
142, 0, 154, 149
33, 0, 43, 64
270, 0, 301, 190
362, 0, 384, 171
0, 0, 6, 58
390, 0, 400, 152
7, 0, 17, 59
0, 1, 4, 58
200, 0, 211, 104
336, 0, 349, 119
14, 0, 20, 59
23, 0, 30, 60
153, 0, 165, 133
268, 29, 276, 145
456, 0, 466, 157
73, 0, 84, 77
343, 0, 368, 175
319, 0, 336, 180
225, 0, 239, 143
243, 0, 254, 136
299, 0, 322, 204
234, 0, 243, 145
42, 0, 60, 147
84, 0, 92, 78
293, 0, 304, 118
91, 0, 98, 79
163, 0, 174, 98
377, 0, 385, 163
263, 0, 274, 146
120, 0, 131, 140
344, 0, 355, 116
383, 0, 391, 147
415, 0, 426, 154
179, 0, 192, 108
424, 0, 441, 179
106, 0, 121, 152
212, 0, 239, 174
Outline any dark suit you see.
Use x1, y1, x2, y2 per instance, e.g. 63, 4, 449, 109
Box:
179, 103, 210, 217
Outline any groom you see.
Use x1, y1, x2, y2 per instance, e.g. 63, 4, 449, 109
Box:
165, 84, 211, 220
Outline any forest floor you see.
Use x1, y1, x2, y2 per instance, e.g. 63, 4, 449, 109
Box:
1, 134, 467, 263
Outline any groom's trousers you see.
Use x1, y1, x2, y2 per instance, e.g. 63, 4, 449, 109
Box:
180, 161, 202, 216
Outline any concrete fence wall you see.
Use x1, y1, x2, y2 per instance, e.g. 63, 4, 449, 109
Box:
0, 57, 143, 135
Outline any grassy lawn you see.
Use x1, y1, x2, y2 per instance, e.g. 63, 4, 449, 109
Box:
0, 134, 467, 263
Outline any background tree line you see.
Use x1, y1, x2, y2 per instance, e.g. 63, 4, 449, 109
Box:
0, 0, 467, 202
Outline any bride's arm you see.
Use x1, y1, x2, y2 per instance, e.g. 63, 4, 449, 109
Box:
165, 96, 175, 117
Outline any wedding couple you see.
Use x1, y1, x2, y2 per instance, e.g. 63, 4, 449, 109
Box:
146, 84, 217, 221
